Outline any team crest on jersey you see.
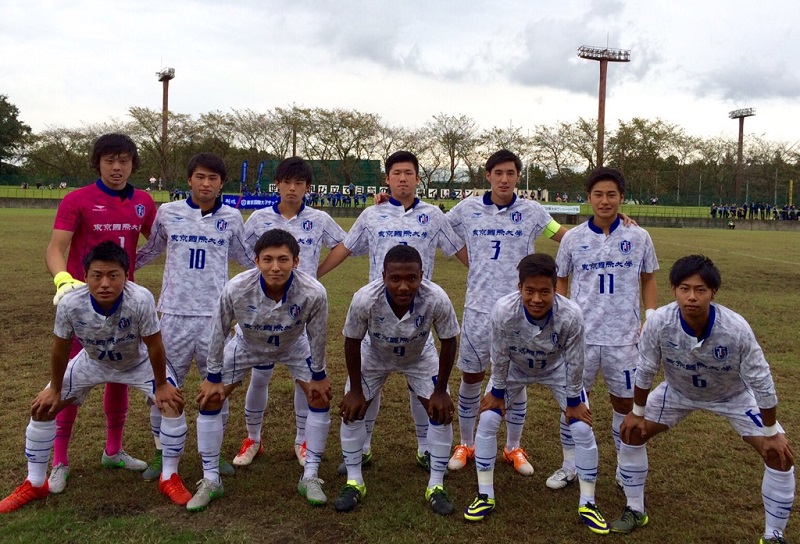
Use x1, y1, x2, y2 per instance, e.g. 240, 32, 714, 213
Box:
511, 211, 523, 224
135, 204, 145, 218
551, 332, 559, 345
619, 240, 632, 254
415, 315, 425, 328
289, 304, 301, 319
713, 345, 729, 360
118, 317, 131, 330
215, 219, 228, 232
302, 220, 313, 232
417, 213, 430, 226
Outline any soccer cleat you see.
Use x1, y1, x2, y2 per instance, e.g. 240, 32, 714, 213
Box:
294, 442, 307, 467
447, 444, 475, 471
158, 473, 192, 506
502, 447, 534, 476
219, 459, 236, 477
416, 451, 431, 472
297, 477, 327, 506
142, 451, 163, 481
232, 438, 264, 466
48, 463, 70, 494
186, 478, 224, 512
546, 467, 577, 490
464, 493, 495, 522
334, 480, 366, 513
336, 449, 373, 476
425, 485, 453, 516
760, 531, 787, 544
609, 505, 649, 534
0, 480, 50, 513
579, 502, 610, 535
101, 449, 147, 471
615, 472, 625, 491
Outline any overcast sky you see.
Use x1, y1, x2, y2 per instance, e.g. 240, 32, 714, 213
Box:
2, 0, 799, 144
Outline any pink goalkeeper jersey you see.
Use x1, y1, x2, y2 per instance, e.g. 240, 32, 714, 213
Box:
54, 180, 156, 280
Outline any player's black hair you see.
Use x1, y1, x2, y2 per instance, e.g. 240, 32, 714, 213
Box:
187, 153, 227, 182
383, 244, 423, 272
669, 255, 721, 291
254, 229, 300, 259
517, 253, 557, 287
585, 167, 626, 195
385, 151, 419, 176
485, 149, 522, 175
91, 133, 140, 174
275, 156, 313, 184
83, 241, 130, 274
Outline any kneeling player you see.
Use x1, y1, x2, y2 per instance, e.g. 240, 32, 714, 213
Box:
612, 255, 794, 543
0, 242, 188, 513
464, 254, 609, 535
336, 245, 459, 515
192, 229, 332, 511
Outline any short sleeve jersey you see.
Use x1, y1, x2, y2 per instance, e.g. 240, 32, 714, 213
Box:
490, 292, 585, 399
135, 198, 253, 316
344, 198, 462, 282
54, 181, 157, 280
244, 203, 346, 277
343, 278, 460, 360
449, 193, 554, 312
556, 216, 658, 346
54, 282, 160, 372
206, 268, 328, 375
636, 302, 778, 408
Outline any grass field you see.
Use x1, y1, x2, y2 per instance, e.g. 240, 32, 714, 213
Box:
0, 209, 798, 543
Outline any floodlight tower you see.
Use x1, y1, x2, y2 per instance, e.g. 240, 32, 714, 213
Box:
729, 107, 755, 202
156, 67, 175, 184
578, 45, 630, 167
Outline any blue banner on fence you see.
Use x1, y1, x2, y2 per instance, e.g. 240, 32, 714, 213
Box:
240, 160, 249, 193
222, 194, 279, 209
255, 161, 264, 194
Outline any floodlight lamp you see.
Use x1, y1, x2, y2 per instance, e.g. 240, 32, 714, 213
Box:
728, 108, 755, 119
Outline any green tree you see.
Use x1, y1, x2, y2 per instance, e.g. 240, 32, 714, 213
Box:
0, 94, 32, 174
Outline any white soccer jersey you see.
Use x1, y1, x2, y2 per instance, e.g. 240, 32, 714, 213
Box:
449, 193, 555, 311
556, 216, 658, 346
244, 203, 346, 277
344, 198, 462, 281
54, 282, 161, 372
136, 198, 253, 316
490, 292, 585, 400
636, 302, 778, 408
343, 278, 460, 360
206, 268, 328, 376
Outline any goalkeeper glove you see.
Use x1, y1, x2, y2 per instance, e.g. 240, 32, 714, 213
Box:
53, 271, 84, 305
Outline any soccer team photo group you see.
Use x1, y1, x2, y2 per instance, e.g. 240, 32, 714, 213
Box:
0, 134, 796, 544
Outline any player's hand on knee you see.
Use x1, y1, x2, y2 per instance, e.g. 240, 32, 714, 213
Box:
156, 383, 184, 415
52, 272, 85, 306
566, 404, 593, 427
339, 390, 367, 424
478, 393, 505, 416
427, 391, 455, 425
307, 376, 333, 406
762, 434, 795, 471
31, 386, 61, 420
196, 379, 225, 410
620, 412, 647, 444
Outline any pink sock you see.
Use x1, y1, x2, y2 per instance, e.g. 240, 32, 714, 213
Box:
104, 383, 129, 456
53, 404, 77, 466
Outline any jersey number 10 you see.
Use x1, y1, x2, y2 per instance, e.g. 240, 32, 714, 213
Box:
188, 248, 206, 270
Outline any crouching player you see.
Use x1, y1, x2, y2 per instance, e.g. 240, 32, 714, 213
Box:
464, 254, 609, 535
336, 245, 459, 516
191, 229, 331, 511
0, 241, 188, 513
612, 255, 795, 543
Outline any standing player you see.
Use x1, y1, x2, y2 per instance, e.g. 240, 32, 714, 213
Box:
464, 254, 609, 535
447, 149, 567, 476
336, 245, 459, 515
318, 150, 463, 471
44, 133, 156, 493
549, 167, 658, 490
611, 255, 795, 543
189, 229, 332, 511
135, 153, 254, 480
236, 156, 346, 468
0, 242, 189, 513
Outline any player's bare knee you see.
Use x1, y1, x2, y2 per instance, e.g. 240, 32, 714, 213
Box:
463, 371, 484, 384
160, 405, 182, 418
308, 396, 330, 411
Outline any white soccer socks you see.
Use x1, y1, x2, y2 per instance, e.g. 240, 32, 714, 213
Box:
559, 412, 577, 472
26, 419, 56, 487
426, 420, 452, 488
410, 390, 429, 456
763, 465, 795, 538
160, 413, 187, 480
570, 419, 599, 506
197, 412, 224, 484
505, 388, 527, 450
340, 419, 367, 485
302, 408, 330, 480
294, 382, 308, 447
475, 408, 502, 498
457, 380, 483, 445
618, 442, 648, 513
244, 366, 273, 442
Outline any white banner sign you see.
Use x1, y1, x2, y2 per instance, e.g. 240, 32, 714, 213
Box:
541, 204, 581, 215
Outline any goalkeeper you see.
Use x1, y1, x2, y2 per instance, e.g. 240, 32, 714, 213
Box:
43, 133, 157, 494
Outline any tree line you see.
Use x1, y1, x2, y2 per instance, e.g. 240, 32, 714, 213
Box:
2, 94, 798, 205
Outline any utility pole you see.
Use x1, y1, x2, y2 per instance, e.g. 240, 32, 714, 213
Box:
729, 107, 755, 202
156, 67, 175, 185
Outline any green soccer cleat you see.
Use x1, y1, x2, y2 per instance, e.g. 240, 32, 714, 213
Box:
336, 449, 373, 476
186, 478, 224, 512
464, 494, 495, 522
219, 459, 236, 477
760, 530, 787, 544
334, 480, 366, 513
142, 451, 163, 481
578, 502, 610, 535
609, 505, 649, 534
298, 477, 327, 506
101, 449, 147, 471
425, 485, 454, 516
416, 451, 431, 472
48, 463, 70, 494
